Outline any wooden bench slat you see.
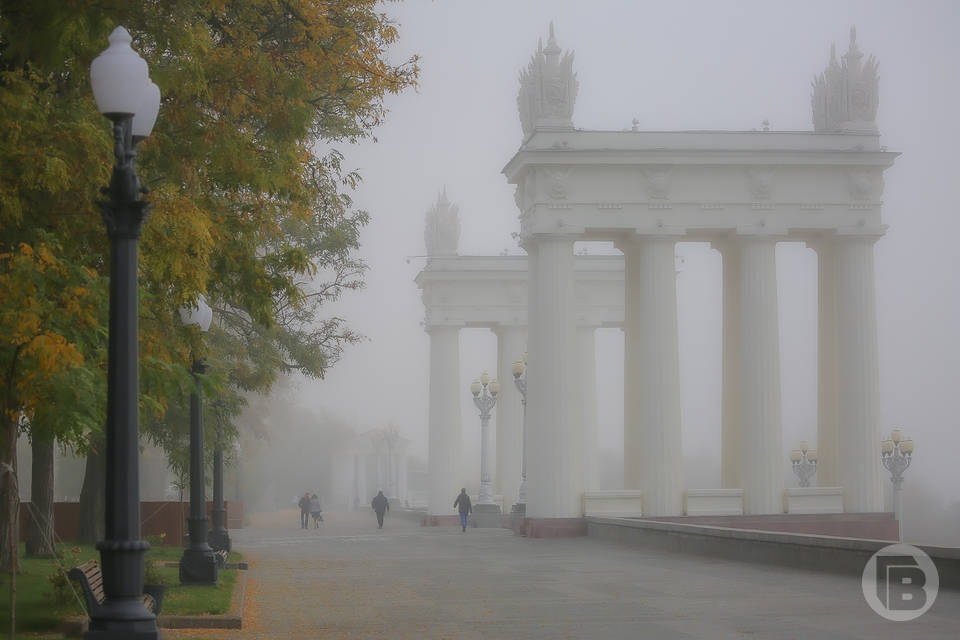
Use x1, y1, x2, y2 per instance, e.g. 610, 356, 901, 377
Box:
69, 559, 155, 615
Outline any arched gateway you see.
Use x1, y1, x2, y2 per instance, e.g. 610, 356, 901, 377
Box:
418, 25, 898, 533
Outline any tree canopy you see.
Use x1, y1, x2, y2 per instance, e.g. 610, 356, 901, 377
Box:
0, 0, 418, 566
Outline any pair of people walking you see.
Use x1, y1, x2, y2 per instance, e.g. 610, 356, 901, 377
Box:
298, 491, 323, 529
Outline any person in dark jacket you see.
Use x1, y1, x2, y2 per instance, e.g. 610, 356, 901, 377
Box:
453, 488, 472, 532
298, 492, 311, 529
371, 490, 389, 529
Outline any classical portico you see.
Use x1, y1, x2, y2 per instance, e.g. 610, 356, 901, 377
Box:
417, 239, 624, 516
419, 25, 897, 528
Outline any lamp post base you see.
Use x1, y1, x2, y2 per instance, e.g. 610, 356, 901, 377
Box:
86, 623, 161, 640
179, 547, 218, 585
208, 528, 232, 554
510, 502, 526, 536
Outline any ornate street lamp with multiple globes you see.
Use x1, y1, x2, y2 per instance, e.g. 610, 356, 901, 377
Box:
789, 441, 818, 488
881, 428, 914, 540
88, 25, 162, 640
178, 296, 219, 584
470, 372, 500, 505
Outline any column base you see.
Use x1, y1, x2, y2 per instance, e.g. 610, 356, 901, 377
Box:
471, 503, 502, 528
524, 517, 586, 538
179, 548, 218, 585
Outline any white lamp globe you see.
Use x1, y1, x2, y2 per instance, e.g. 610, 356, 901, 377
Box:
90, 26, 150, 117
131, 81, 161, 138
179, 294, 213, 332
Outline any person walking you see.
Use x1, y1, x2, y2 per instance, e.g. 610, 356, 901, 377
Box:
309, 493, 323, 528
298, 492, 311, 529
453, 488, 472, 532
371, 489, 389, 529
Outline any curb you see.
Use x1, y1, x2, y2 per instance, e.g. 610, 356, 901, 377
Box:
159, 569, 247, 629
162, 560, 248, 570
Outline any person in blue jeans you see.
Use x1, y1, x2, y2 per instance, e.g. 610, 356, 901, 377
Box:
453, 488, 472, 532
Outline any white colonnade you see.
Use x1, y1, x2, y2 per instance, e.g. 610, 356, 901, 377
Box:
419, 25, 897, 526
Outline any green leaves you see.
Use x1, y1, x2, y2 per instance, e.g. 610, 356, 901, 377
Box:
1, 1, 417, 470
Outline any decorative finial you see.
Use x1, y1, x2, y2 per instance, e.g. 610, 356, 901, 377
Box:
517, 23, 578, 138
844, 25, 863, 62
811, 26, 878, 133
424, 187, 460, 256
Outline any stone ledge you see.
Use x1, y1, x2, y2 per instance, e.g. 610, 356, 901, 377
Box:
586, 516, 960, 591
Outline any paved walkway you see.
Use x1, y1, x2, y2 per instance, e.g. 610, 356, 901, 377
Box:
168, 509, 960, 639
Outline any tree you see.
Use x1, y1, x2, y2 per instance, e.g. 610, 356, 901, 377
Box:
0, 1, 417, 558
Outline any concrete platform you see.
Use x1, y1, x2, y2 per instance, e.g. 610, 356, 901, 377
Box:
180, 509, 960, 640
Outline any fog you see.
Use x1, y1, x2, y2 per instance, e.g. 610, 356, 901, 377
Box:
244, 1, 960, 545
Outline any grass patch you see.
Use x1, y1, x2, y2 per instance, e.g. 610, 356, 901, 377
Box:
0, 542, 242, 632
0, 543, 94, 633
161, 567, 238, 615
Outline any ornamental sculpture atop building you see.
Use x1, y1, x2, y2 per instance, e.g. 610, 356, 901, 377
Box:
811, 27, 879, 133
517, 22, 579, 139
424, 187, 460, 256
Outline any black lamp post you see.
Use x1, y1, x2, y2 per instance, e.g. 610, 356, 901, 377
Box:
88, 26, 161, 639
178, 297, 218, 584
209, 419, 231, 552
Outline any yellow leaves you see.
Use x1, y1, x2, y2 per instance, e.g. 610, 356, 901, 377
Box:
21, 332, 83, 373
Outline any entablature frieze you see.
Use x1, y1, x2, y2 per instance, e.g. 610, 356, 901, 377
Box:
417, 255, 625, 330
505, 128, 898, 244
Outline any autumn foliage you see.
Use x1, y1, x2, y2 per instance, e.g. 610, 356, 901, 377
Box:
0, 0, 418, 567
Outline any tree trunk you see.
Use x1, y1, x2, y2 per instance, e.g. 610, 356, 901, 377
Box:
0, 413, 19, 572
77, 435, 105, 545
25, 436, 55, 556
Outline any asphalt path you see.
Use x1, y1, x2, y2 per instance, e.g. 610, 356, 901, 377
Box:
166, 509, 960, 639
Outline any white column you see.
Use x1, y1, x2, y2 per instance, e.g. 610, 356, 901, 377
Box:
739, 236, 784, 515
813, 240, 840, 487
835, 234, 884, 512
356, 454, 367, 510
577, 326, 599, 492
398, 452, 408, 505
426, 325, 461, 516
622, 235, 684, 517
716, 241, 743, 489
526, 236, 582, 518
496, 325, 526, 506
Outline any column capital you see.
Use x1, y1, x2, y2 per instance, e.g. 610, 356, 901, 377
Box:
734, 224, 788, 241
423, 322, 464, 335
614, 228, 684, 252
807, 225, 887, 251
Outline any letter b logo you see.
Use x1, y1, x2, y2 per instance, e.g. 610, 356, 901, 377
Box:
863, 544, 938, 621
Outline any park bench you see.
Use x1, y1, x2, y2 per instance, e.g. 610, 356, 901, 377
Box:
69, 560, 157, 617
214, 548, 229, 568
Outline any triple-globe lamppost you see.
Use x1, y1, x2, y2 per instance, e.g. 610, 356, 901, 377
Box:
881, 428, 914, 540
178, 297, 218, 584
88, 25, 161, 639
470, 373, 500, 509
789, 441, 818, 488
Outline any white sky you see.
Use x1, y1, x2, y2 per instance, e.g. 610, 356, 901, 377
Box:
286, 0, 960, 540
